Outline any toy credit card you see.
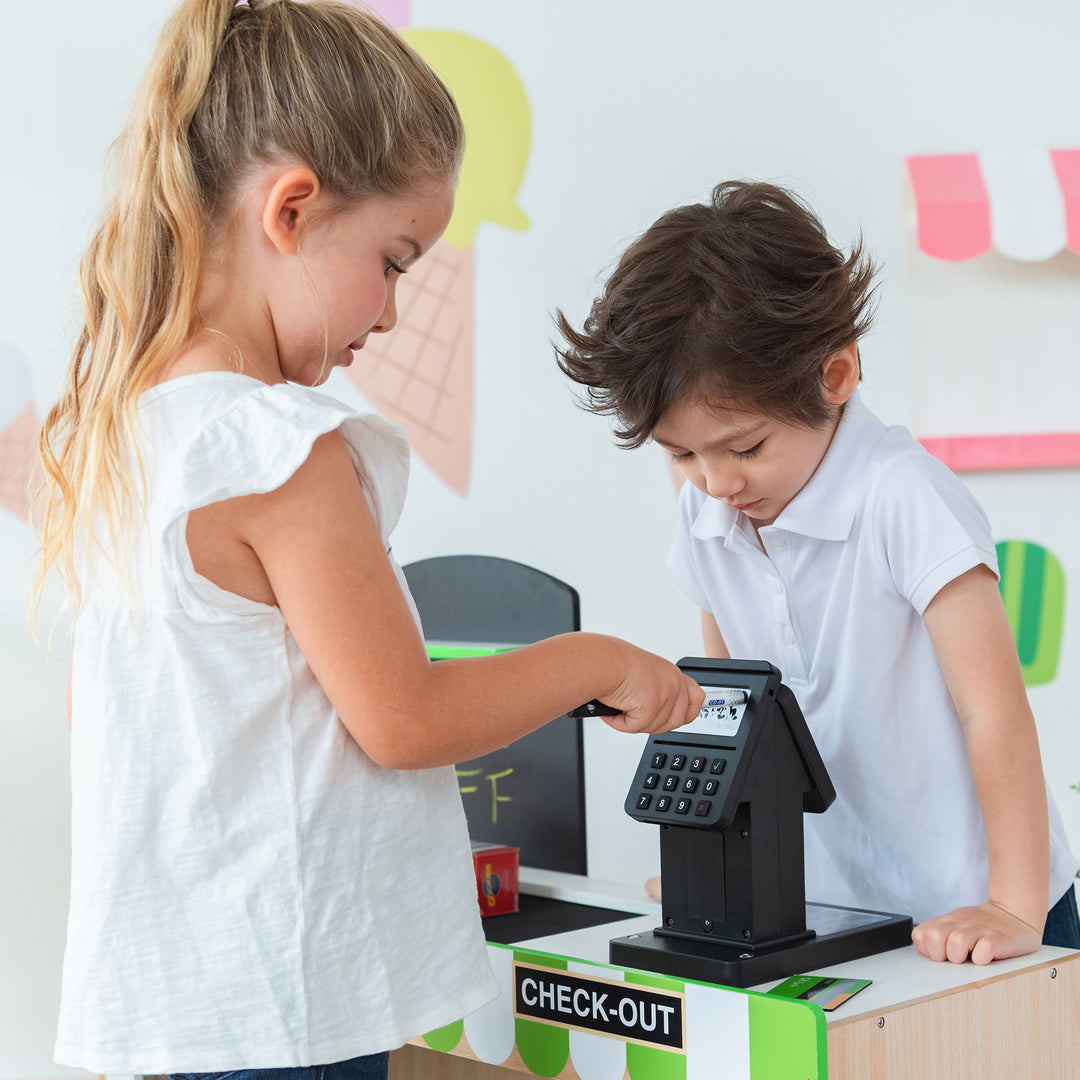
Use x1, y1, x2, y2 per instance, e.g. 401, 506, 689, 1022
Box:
767, 974, 872, 1011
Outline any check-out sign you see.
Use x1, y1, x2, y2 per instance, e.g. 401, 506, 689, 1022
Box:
513, 961, 685, 1051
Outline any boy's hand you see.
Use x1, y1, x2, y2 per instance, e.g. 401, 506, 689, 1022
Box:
912, 901, 1043, 965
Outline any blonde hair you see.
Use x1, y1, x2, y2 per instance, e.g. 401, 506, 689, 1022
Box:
32, 0, 463, 621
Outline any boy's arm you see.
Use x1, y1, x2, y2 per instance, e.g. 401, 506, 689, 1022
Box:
700, 611, 731, 658
915, 564, 1049, 965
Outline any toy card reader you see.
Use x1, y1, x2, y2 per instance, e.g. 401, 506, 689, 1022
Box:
610, 658, 913, 987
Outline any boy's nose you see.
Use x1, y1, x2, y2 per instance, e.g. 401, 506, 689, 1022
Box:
703, 465, 742, 501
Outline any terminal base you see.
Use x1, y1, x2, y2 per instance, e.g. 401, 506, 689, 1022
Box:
610, 901, 913, 988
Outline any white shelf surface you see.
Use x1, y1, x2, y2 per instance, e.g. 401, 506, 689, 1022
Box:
515, 871, 1079, 1024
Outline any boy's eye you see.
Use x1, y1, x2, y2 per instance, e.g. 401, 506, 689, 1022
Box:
384, 258, 405, 277
731, 440, 764, 459
669, 449, 694, 463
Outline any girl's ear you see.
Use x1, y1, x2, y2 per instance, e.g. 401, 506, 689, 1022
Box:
822, 343, 860, 405
261, 167, 322, 255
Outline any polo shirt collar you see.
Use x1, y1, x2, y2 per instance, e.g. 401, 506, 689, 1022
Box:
688, 391, 887, 544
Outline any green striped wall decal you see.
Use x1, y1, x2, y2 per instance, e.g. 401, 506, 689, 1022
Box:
997, 540, 1066, 686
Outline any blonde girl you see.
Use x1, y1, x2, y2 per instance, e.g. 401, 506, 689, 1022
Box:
34, 2, 703, 1076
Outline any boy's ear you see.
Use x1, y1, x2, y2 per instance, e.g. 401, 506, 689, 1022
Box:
822, 343, 860, 405
261, 167, 322, 255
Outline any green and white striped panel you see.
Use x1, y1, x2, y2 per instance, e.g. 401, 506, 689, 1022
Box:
420, 943, 825, 1079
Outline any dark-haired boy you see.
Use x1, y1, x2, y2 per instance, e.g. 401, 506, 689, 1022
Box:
557, 181, 1079, 961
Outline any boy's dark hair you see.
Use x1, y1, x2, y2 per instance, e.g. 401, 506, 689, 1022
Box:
555, 181, 877, 447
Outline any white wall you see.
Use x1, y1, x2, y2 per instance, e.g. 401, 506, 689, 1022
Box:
3, 0, 1079, 1072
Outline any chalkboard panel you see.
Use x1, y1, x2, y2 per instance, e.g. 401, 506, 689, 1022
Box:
404, 556, 587, 876
452, 710, 586, 876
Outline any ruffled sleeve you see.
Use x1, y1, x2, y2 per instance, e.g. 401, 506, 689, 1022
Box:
157, 382, 409, 620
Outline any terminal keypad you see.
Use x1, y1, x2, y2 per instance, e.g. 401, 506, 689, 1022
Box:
628, 745, 734, 828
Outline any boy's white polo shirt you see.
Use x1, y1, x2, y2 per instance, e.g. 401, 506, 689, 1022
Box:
669, 393, 1078, 923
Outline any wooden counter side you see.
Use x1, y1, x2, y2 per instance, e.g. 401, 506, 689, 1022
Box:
826, 953, 1080, 1079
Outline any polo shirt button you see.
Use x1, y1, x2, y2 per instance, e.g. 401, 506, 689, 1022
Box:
782, 626, 796, 645
771, 579, 783, 596
773, 535, 787, 548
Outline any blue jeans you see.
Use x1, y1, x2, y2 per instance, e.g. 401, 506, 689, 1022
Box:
170, 1052, 389, 1080
1043, 883, 1080, 949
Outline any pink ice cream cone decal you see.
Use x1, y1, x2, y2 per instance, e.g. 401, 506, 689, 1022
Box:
0, 342, 38, 521
343, 5, 531, 496
350, 242, 475, 494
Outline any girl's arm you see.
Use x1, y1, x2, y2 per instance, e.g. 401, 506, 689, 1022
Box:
914, 564, 1049, 964
193, 430, 703, 769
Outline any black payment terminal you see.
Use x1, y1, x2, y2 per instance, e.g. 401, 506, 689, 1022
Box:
610, 657, 913, 987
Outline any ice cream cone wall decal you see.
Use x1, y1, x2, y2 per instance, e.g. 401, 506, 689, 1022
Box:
0, 341, 39, 522
344, 6, 532, 495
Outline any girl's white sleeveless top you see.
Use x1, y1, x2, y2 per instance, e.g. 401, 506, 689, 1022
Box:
56, 374, 498, 1073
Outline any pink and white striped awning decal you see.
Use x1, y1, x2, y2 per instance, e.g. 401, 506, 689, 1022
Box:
906, 149, 1080, 261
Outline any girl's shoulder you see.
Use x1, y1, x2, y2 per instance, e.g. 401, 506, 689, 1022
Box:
141, 373, 411, 539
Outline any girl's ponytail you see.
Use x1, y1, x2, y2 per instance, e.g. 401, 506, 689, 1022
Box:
33, 0, 463, 625
33, 0, 236, 622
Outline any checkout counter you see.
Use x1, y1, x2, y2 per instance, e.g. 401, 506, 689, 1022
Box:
389, 868, 1080, 1080
396, 562, 1080, 1079
388, 654, 1078, 1080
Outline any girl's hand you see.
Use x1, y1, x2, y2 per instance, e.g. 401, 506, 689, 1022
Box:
597, 653, 705, 735
912, 901, 1044, 965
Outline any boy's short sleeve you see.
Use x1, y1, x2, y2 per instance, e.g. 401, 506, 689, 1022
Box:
869, 450, 998, 615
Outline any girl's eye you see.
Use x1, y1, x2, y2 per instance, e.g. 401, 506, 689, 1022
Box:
732, 441, 765, 459
384, 258, 405, 277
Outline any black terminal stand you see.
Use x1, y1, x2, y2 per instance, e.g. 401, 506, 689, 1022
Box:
610, 659, 913, 987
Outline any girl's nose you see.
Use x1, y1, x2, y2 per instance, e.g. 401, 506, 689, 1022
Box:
372, 284, 399, 335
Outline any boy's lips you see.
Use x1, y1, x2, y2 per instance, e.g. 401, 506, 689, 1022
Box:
730, 499, 762, 512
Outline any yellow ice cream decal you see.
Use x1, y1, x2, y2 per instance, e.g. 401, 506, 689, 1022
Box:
403, 29, 531, 249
